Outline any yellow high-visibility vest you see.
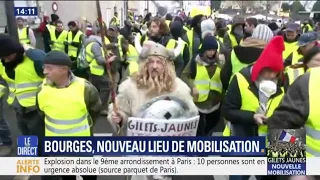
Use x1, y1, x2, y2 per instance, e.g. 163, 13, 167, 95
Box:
306, 68, 320, 157
118, 35, 123, 58
18, 27, 30, 44
67, 31, 83, 58
228, 32, 241, 48
0, 63, 5, 97
216, 35, 224, 44
50, 30, 68, 52
230, 49, 252, 76
286, 67, 305, 85
291, 50, 303, 65
85, 42, 106, 76
186, 29, 194, 56
193, 64, 222, 102
222, 72, 284, 138
38, 77, 91, 137
46, 24, 56, 34
227, 24, 232, 33
283, 41, 298, 61
126, 44, 139, 76
1, 57, 43, 107
303, 24, 313, 33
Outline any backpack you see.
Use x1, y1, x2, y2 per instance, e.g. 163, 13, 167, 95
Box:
77, 44, 89, 69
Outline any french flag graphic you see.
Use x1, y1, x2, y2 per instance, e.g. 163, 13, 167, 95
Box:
279, 130, 296, 143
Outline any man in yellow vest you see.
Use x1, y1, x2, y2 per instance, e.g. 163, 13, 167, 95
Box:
186, 14, 205, 59
48, 20, 68, 53
284, 32, 318, 67
110, 12, 120, 28
223, 15, 245, 52
283, 23, 300, 62
0, 67, 12, 156
269, 66, 320, 159
16, 17, 36, 47
0, 35, 45, 158
181, 35, 223, 136
223, 36, 285, 180
170, 21, 190, 68
38, 50, 101, 180
66, 21, 85, 78
165, 13, 173, 28
43, 14, 60, 53
83, 27, 119, 116
284, 33, 320, 88
221, 24, 274, 90
302, 19, 313, 33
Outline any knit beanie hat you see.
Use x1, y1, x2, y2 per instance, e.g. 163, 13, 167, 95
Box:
252, 24, 274, 42
268, 22, 279, 31
199, 35, 218, 54
44, 50, 72, 67
0, 34, 24, 57
251, 36, 285, 81
201, 19, 215, 39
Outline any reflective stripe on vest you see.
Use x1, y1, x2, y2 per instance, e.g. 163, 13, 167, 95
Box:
50, 30, 68, 52
306, 68, 320, 157
230, 50, 252, 80
286, 67, 305, 85
127, 44, 139, 76
1, 57, 43, 107
193, 64, 222, 102
236, 72, 284, 138
85, 42, 105, 76
118, 35, 123, 58
38, 77, 91, 136
0, 84, 5, 98
67, 31, 83, 58
283, 41, 298, 60
18, 27, 30, 44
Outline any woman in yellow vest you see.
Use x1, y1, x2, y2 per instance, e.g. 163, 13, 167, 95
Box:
181, 35, 223, 136
222, 36, 285, 160
38, 51, 101, 180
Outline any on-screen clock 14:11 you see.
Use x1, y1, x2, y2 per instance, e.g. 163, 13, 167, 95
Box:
14, 7, 38, 16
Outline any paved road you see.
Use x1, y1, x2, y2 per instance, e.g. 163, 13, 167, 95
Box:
1, 96, 255, 180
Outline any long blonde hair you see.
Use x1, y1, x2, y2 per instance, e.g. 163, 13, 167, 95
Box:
132, 56, 176, 96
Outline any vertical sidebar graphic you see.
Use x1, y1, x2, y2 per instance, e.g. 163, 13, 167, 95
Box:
267, 129, 306, 175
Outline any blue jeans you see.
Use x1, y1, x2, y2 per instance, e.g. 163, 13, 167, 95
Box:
0, 98, 12, 145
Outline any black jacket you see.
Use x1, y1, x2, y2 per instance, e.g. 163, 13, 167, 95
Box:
268, 72, 310, 129
221, 45, 263, 90
222, 66, 283, 136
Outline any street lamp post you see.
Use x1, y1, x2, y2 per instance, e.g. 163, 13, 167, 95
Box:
5, 0, 18, 41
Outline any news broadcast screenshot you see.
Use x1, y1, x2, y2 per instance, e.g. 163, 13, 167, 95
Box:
2, 1, 320, 180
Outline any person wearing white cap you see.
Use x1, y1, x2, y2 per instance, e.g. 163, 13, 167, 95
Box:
108, 41, 198, 135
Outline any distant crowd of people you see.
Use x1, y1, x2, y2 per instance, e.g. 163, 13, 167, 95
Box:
267, 141, 305, 158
